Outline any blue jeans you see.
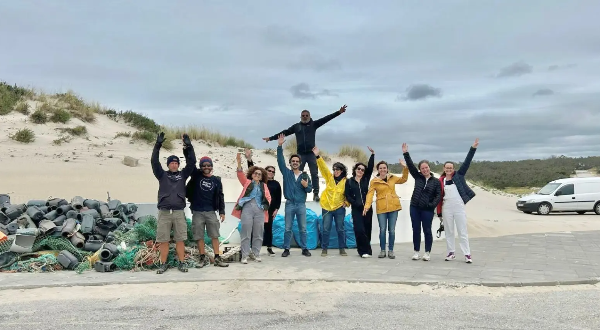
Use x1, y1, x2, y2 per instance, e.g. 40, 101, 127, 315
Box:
377, 211, 398, 251
409, 205, 434, 252
284, 201, 307, 249
321, 207, 346, 250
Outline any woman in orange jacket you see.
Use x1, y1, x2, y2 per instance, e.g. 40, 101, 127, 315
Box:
363, 160, 409, 259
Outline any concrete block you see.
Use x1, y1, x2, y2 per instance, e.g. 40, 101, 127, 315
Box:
122, 156, 139, 167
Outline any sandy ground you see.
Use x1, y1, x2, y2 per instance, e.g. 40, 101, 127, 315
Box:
2, 111, 599, 239
0, 281, 599, 329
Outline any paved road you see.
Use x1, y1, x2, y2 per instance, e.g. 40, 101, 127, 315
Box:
0, 281, 599, 330
1, 230, 599, 289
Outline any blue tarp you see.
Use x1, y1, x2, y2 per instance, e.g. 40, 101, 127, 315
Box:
316, 212, 357, 249
271, 214, 286, 248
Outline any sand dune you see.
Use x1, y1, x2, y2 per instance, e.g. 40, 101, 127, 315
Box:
1, 110, 598, 239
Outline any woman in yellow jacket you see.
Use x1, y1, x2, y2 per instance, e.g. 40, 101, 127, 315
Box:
313, 146, 350, 257
363, 160, 409, 259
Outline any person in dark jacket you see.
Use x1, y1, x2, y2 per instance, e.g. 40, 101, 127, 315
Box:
151, 132, 196, 274
344, 147, 375, 258
262, 105, 347, 201
436, 138, 478, 264
185, 153, 229, 268
245, 149, 282, 256
402, 143, 442, 262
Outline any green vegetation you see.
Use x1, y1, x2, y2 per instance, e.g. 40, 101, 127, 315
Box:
163, 125, 254, 149
0, 81, 32, 115
54, 91, 97, 123
53, 136, 71, 145
114, 131, 132, 138
338, 145, 368, 163
10, 128, 35, 143
15, 102, 30, 115
30, 109, 48, 124
388, 155, 600, 191
58, 125, 87, 137
50, 108, 72, 123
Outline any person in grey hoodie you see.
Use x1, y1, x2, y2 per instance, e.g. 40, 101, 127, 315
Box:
151, 132, 196, 274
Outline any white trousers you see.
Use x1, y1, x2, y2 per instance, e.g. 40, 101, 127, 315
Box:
442, 199, 471, 256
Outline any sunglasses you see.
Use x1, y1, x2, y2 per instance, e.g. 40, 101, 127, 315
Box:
267, 169, 275, 173
333, 168, 342, 171
290, 160, 300, 163
356, 167, 365, 172
201, 164, 212, 168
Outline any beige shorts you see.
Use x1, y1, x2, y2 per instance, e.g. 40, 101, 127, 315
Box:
192, 211, 220, 240
156, 209, 187, 243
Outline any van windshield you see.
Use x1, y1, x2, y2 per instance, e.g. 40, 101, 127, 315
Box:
538, 183, 562, 195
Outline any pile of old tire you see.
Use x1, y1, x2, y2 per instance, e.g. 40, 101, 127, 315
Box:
0, 194, 138, 273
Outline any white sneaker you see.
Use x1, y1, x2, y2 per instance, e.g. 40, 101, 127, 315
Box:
254, 256, 262, 262
423, 252, 431, 261
241, 257, 248, 264
465, 255, 473, 263
361, 254, 371, 258
412, 252, 421, 260
445, 252, 456, 261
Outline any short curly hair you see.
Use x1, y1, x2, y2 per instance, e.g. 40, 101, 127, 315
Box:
246, 166, 269, 184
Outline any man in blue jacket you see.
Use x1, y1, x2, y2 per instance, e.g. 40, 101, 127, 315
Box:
263, 105, 347, 202
151, 132, 196, 274
276, 133, 313, 257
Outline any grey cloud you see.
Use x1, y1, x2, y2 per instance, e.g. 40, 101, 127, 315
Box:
290, 83, 338, 99
548, 64, 577, 71
396, 84, 442, 101
532, 88, 554, 97
287, 53, 342, 72
496, 61, 533, 78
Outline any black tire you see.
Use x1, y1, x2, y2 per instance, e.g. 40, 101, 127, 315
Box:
523, 211, 532, 214
595, 202, 600, 215
537, 202, 552, 215
576, 211, 586, 215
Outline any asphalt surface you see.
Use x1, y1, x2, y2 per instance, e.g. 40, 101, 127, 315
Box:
2, 230, 599, 290
0, 281, 599, 330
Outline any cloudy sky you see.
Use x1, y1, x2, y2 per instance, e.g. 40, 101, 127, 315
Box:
2, 1, 599, 163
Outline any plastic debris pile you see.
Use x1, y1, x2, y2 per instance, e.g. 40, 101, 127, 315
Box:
0, 193, 235, 274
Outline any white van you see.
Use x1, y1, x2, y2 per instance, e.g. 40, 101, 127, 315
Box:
516, 177, 600, 215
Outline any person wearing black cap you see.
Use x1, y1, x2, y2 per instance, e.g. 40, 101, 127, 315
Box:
151, 132, 196, 274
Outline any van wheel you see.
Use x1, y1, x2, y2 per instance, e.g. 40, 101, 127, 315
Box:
576, 211, 586, 215
537, 202, 551, 215
595, 202, 600, 215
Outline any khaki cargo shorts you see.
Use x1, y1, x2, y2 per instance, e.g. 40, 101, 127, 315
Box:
192, 211, 220, 240
156, 209, 187, 243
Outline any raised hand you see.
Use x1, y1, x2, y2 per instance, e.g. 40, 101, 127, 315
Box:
262, 137, 270, 142
472, 138, 479, 148
245, 148, 252, 160
367, 146, 374, 154
236, 152, 242, 165
312, 146, 320, 156
339, 104, 347, 113
156, 132, 165, 144
400, 160, 406, 167
402, 143, 408, 153
182, 133, 191, 146
277, 133, 285, 146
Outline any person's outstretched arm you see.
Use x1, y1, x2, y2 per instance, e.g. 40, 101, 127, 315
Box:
151, 132, 166, 180
365, 147, 375, 179
264, 123, 297, 143
401, 143, 420, 178
276, 134, 288, 173
458, 138, 479, 176
314, 147, 332, 184
313, 104, 346, 129
181, 134, 196, 179
236, 153, 249, 186
394, 161, 409, 184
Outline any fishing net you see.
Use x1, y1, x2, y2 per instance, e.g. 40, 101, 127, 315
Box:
6, 254, 63, 273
